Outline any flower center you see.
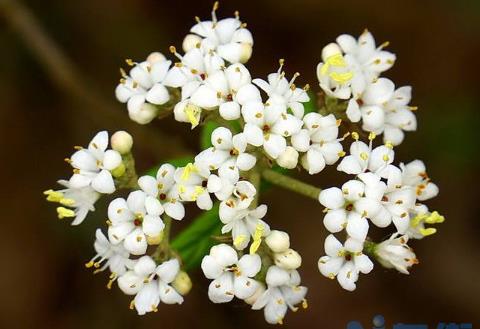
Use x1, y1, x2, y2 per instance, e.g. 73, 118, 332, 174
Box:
200, 73, 206, 80
262, 125, 271, 133
230, 148, 239, 156
345, 203, 354, 211
159, 193, 167, 200
226, 94, 233, 102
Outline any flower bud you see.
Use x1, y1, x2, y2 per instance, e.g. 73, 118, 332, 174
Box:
129, 103, 158, 124
276, 146, 299, 169
111, 131, 133, 155
244, 282, 265, 305
238, 43, 253, 64
111, 163, 126, 178
146, 231, 164, 245
321, 42, 342, 61
171, 271, 192, 295
182, 34, 202, 52
274, 248, 302, 270
146, 52, 166, 64
265, 230, 290, 253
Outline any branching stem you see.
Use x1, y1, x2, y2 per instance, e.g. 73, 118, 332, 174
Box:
261, 169, 321, 200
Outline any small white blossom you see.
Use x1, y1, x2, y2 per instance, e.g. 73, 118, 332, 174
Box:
138, 164, 185, 220
276, 146, 299, 169
292, 113, 344, 174
86, 229, 133, 278
218, 180, 257, 222
201, 244, 261, 303
242, 101, 303, 159
195, 127, 257, 172
265, 230, 290, 253
318, 234, 373, 291
407, 204, 445, 239
400, 160, 439, 201
68, 131, 122, 194
44, 180, 100, 225
118, 256, 183, 315
252, 266, 307, 325
174, 163, 213, 210
253, 60, 309, 118
115, 53, 172, 124
108, 190, 165, 255
376, 234, 418, 274
189, 5, 253, 64
220, 204, 270, 250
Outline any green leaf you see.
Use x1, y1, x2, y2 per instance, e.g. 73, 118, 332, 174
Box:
303, 91, 317, 114
171, 203, 222, 270
200, 121, 219, 149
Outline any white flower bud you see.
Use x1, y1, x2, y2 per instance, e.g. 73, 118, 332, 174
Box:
376, 235, 418, 274
129, 103, 158, 124
265, 230, 290, 253
146, 52, 165, 64
171, 271, 192, 296
146, 230, 164, 245
238, 43, 253, 64
274, 248, 302, 270
321, 42, 342, 61
111, 131, 133, 155
244, 282, 265, 305
276, 146, 299, 169
182, 34, 202, 52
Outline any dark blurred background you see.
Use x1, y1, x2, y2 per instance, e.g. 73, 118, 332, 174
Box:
1, 0, 479, 328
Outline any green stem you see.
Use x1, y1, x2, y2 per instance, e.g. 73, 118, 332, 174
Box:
261, 169, 321, 200
248, 169, 261, 208
363, 240, 377, 257
152, 216, 174, 262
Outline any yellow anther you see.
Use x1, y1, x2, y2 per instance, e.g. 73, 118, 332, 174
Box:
57, 207, 75, 219
329, 71, 354, 84
178, 185, 186, 194
409, 106, 418, 111
119, 67, 127, 77
59, 198, 75, 206
85, 261, 94, 268
425, 211, 445, 224
44, 189, 64, 202
385, 141, 394, 149
184, 104, 201, 128
379, 41, 390, 49
129, 300, 135, 310
181, 163, 198, 181
169, 46, 177, 54
302, 299, 308, 309
382, 154, 389, 162
336, 119, 342, 127
368, 132, 376, 140
420, 227, 437, 236
192, 186, 205, 201
351, 132, 359, 140
233, 235, 247, 248
125, 59, 134, 66
360, 152, 369, 161
212, 1, 219, 11
249, 223, 264, 255
411, 213, 427, 227
338, 151, 346, 157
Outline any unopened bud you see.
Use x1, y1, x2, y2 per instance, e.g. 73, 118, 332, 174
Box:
146, 231, 164, 245
274, 248, 302, 270
111, 131, 133, 154
182, 34, 202, 52
244, 282, 265, 305
129, 103, 158, 124
171, 271, 192, 295
238, 43, 253, 64
146, 52, 166, 64
321, 42, 342, 61
111, 163, 126, 178
265, 230, 290, 253
276, 146, 299, 169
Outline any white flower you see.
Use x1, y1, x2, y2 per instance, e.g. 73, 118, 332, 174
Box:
336, 30, 396, 96
292, 113, 344, 174
406, 204, 445, 239
174, 163, 213, 210
118, 256, 183, 315
318, 177, 381, 241
115, 53, 172, 124
188, 5, 253, 64
68, 131, 122, 194
190, 63, 261, 120
400, 160, 439, 201
318, 234, 373, 291
265, 230, 290, 253
220, 204, 271, 250
253, 60, 310, 118
44, 179, 100, 225
382, 86, 417, 145
242, 101, 303, 159
276, 146, 299, 169
86, 229, 133, 282
201, 244, 261, 303
108, 190, 165, 255
336, 136, 394, 176
252, 266, 307, 325
195, 127, 257, 172
375, 234, 418, 274
138, 164, 185, 220
218, 180, 257, 222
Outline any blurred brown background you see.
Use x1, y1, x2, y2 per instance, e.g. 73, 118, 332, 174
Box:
1, 0, 479, 328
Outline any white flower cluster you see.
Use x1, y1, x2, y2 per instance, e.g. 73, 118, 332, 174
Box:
45, 2, 444, 325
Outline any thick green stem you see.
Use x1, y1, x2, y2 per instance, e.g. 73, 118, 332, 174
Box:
152, 216, 175, 262
261, 169, 321, 200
